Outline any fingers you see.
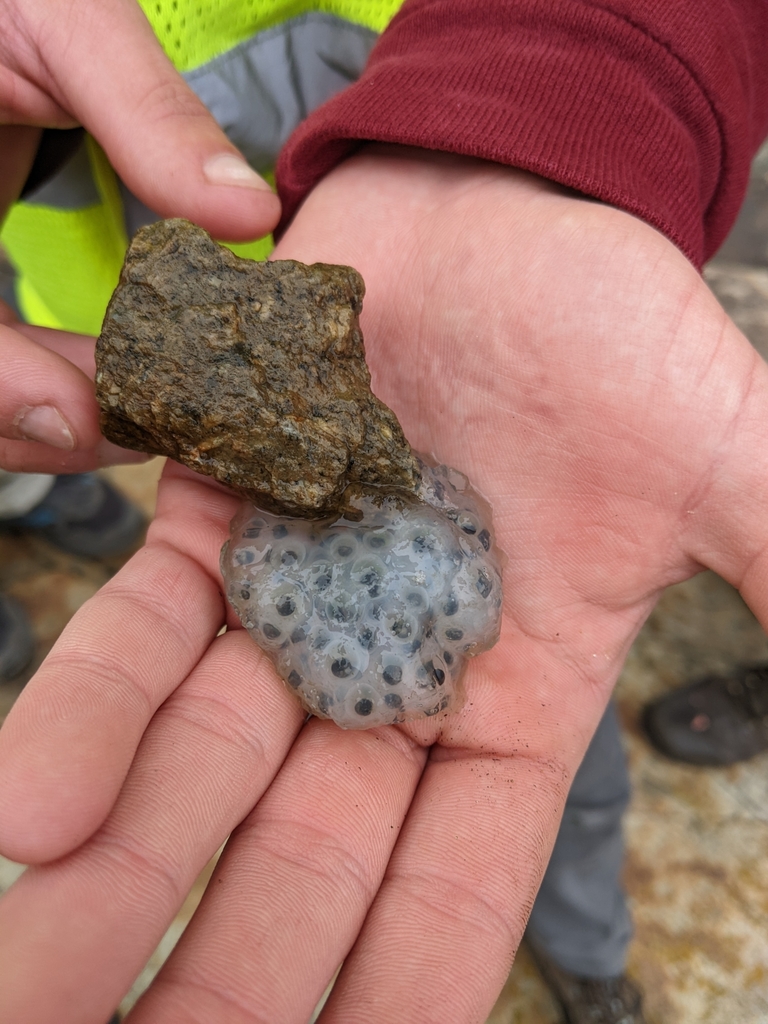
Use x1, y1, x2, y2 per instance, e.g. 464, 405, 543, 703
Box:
0, 321, 147, 471
306, 639, 589, 1024
123, 640, 590, 1024
0, 463, 416, 1024
0, 472, 238, 863
0, 629, 304, 1024
0, 543, 224, 862
0, 434, 151, 473
124, 626, 605, 1024
6, 0, 280, 240
0, 66, 78, 126
0, 321, 100, 449
11, 319, 98, 377
126, 721, 427, 1024
318, 743, 567, 1024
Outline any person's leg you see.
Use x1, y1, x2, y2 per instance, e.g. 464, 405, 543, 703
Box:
0, 594, 35, 682
527, 701, 632, 976
0, 469, 146, 681
2, 472, 145, 558
0, 471, 55, 681
526, 702, 644, 1023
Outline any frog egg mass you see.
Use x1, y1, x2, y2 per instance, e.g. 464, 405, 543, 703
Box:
221, 461, 503, 729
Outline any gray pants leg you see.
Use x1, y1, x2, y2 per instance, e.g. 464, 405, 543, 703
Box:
526, 702, 632, 978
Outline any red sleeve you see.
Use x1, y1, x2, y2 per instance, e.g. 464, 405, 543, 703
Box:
275, 0, 768, 268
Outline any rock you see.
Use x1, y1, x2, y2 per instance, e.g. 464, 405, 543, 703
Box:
95, 219, 420, 517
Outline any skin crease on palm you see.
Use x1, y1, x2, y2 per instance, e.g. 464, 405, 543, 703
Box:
4, 138, 768, 1023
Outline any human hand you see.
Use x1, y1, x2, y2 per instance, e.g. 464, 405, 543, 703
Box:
1, 127, 134, 472
2, 147, 768, 1024
0, 0, 279, 236
0, 0, 281, 473
0, 295, 157, 471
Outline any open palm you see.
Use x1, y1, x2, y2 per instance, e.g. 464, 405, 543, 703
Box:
2, 147, 767, 1024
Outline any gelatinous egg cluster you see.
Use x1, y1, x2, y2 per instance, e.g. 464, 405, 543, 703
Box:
221, 461, 503, 729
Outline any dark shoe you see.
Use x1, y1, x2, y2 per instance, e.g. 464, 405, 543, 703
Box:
530, 945, 646, 1024
0, 594, 35, 681
643, 666, 768, 766
3, 473, 145, 558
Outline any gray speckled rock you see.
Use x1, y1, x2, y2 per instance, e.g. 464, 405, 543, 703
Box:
94, 219, 420, 517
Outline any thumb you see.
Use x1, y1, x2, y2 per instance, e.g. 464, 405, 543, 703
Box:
21, 0, 280, 241
682, 331, 768, 632
0, 320, 148, 473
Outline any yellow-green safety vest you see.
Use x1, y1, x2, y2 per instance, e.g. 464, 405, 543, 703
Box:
0, 0, 404, 335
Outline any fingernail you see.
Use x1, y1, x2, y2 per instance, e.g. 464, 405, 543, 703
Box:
203, 153, 272, 190
15, 405, 75, 450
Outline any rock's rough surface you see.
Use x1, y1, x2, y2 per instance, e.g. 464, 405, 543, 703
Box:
95, 219, 420, 517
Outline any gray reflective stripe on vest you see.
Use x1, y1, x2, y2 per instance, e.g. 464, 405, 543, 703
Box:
183, 12, 377, 172
21, 139, 98, 209
120, 181, 161, 238
19, 12, 376, 229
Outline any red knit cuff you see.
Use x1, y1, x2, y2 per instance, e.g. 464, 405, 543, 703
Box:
276, 0, 768, 267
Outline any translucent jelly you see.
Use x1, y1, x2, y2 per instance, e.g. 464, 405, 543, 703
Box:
221, 461, 503, 728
